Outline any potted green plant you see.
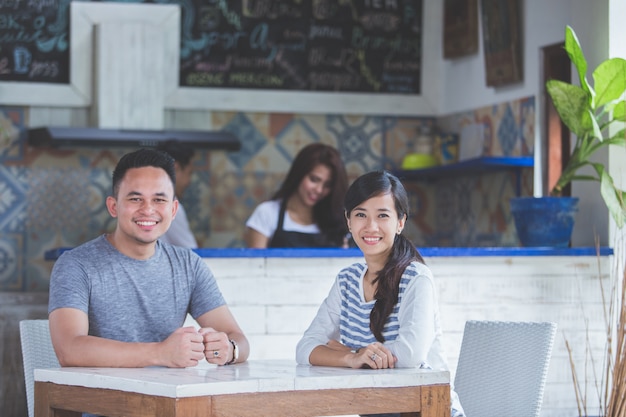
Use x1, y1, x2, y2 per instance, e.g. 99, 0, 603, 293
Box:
511, 25, 626, 246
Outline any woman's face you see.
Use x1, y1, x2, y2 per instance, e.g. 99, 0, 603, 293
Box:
346, 192, 405, 262
296, 164, 333, 207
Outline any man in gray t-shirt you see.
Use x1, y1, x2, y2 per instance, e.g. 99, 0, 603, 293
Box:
48, 149, 249, 368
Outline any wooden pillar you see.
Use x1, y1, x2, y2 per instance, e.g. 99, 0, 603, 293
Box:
91, 22, 165, 130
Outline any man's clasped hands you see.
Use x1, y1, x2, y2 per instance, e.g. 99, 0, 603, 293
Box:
161, 326, 234, 367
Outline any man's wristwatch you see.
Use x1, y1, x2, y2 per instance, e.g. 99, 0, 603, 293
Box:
226, 339, 239, 365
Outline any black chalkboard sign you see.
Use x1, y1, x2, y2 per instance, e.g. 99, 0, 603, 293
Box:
0, 0, 71, 83
179, 0, 422, 93
1, 0, 422, 94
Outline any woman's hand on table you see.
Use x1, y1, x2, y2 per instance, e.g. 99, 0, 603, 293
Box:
327, 340, 396, 369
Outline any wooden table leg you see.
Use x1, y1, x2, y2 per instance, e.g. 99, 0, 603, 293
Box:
154, 396, 212, 417
35, 382, 82, 417
418, 384, 450, 417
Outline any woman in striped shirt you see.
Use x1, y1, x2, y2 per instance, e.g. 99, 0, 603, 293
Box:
296, 170, 464, 417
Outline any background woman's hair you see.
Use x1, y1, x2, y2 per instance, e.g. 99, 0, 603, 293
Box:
344, 170, 424, 342
273, 143, 348, 246
156, 140, 195, 168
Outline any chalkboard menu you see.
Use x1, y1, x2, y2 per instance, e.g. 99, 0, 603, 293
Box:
0, 0, 71, 83
1, 0, 422, 94
179, 0, 422, 94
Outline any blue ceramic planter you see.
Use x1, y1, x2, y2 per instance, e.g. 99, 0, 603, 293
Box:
510, 197, 579, 247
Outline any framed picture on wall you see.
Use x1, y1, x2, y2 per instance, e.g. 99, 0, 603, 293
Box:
481, 0, 524, 86
443, 0, 479, 59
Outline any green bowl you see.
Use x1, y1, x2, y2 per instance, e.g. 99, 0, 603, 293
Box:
401, 153, 438, 170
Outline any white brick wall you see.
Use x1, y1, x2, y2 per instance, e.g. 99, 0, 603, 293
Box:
201, 254, 613, 417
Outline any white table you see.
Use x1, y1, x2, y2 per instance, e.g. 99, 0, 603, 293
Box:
34, 359, 450, 417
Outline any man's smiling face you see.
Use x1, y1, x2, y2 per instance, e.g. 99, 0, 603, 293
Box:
107, 166, 178, 247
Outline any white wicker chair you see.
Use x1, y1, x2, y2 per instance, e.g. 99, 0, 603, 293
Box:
20, 319, 60, 417
453, 320, 557, 417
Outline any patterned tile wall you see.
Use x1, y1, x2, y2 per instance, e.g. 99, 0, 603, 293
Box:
0, 96, 534, 291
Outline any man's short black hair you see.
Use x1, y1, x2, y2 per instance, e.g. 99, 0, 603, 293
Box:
111, 148, 176, 197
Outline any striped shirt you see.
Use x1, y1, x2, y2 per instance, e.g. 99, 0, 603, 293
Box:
338, 262, 405, 348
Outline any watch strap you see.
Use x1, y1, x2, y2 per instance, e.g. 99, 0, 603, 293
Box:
226, 339, 238, 365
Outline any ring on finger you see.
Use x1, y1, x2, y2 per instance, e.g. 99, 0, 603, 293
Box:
371, 353, 378, 361
213, 350, 220, 357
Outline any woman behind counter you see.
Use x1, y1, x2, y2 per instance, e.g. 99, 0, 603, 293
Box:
295, 170, 464, 417
244, 143, 349, 248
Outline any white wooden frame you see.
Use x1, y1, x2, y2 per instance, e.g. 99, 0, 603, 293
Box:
0, 2, 180, 108
0, 1, 441, 116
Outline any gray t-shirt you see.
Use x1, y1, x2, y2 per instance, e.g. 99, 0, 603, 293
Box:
48, 235, 225, 343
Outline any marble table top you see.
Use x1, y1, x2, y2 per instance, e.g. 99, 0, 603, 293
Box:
35, 359, 449, 398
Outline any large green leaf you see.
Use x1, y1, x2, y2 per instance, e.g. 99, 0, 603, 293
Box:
547, 80, 591, 136
564, 25, 591, 95
594, 58, 626, 108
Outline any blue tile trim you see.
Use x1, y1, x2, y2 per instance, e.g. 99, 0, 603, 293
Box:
45, 246, 614, 261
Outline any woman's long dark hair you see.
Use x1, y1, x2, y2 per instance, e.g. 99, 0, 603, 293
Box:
344, 170, 424, 342
273, 143, 348, 246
